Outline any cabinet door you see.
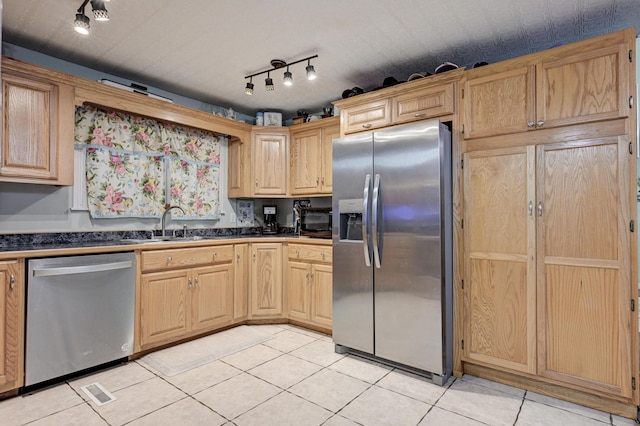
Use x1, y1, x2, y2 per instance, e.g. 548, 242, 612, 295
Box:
192, 265, 234, 332
320, 124, 340, 194
463, 146, 537, 374
233, 244, 249, 322
341, 99, 391, 135
536, 42, 629, 130
463, 66, 535, 139
252, 132, 288, 195
287, 260, 311, 321
290, 129, 321, 195
228, 135, 251, 198
0, 260, 23, 393
311, 264, 333, 329
392, 83, 455, 124
250, 243, 283, 318
537, 137, 632, 398
1, 73, 73, 184
139, 270, 190, 348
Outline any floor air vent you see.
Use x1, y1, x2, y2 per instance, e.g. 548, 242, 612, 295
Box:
80, 382, 117, 406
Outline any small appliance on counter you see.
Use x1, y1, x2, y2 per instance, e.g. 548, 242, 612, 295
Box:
299, 207, 332, 239
262, 205, 279, 235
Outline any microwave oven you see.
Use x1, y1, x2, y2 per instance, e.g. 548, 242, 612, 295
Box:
299, 207, 332, 238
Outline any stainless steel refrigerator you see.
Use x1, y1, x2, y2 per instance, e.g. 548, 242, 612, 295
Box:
332, 119, 453, 385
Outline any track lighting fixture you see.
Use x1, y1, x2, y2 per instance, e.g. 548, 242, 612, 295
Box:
244, 55, 318, 94
283, 66, 293, 86
265, 72, 274, 91
74, 0, 110, 35
306, 59, 317, 80
245, 77, 254, 95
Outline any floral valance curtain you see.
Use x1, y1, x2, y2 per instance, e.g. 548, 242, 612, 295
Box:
74, 105, 222, 219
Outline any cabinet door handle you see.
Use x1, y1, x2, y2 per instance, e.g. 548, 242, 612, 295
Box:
236, 252, 240, 263
362, 123, 372, 129
321, 251, 325, 258
213, 252, 217, 260
321, 177, 325, 185
306, 272, 309, 279
316, 177, 320, 185
527, 121, 534, 127
538, 201, 543, 216
253, 252, 256, 261
528, 201, 533, 216
310, 272, 314, 280
414, 113, 427, 118
255, 179, 259, 187
188, 278, 193, 289
9, 274, 15, 290
195, 277, 199, 288
295, 250, 299, 256
167, 256, 173, 263
537, 120, 545, 127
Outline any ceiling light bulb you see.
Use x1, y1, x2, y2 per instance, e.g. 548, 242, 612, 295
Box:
245, 81, 254, 95
91, 0, 109, 21
283, 68, 293, 86
265, 73, 274, 91
74, 13, 90, 34
306, 64, 317, 81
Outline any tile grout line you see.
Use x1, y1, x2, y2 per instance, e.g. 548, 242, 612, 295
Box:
512, 389, 526, 426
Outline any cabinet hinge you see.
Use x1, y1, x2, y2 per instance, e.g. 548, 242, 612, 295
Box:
461, 88, 464, 99
630, 96, 634, 109
461, 219, 464, 229
630, 142, 634, 155
631, 220, 635, 232
633, 377, 636, 390
632, 299, 636, 312
461, 280, 464, 289
630, 49, 633, 63
461, 339, 464, 350
461, 159, 464, 169
461, 124, 465, 134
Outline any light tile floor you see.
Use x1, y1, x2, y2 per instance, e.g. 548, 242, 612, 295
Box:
0, 324, 634, 426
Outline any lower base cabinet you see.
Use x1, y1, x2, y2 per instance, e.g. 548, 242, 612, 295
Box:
0, 260, 24, 393
138, 246, 234, 351
249, 243, 283, 319
286, 244, 332, 330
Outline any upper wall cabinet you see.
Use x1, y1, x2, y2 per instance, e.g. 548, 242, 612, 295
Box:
252, 128, 289, 196
462, 30, 632, 139
289, 117, 339, 196
334, 69, 463, 137
1, 67, 74, 185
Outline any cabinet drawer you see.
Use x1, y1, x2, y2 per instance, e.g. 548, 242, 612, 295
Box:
141, 245, 233, 272
392, 83, 454, 124
288, 244, 332, 263
341, 99, 391, 135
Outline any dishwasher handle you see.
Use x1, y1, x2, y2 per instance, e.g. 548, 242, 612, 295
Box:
32, 260, 133, 277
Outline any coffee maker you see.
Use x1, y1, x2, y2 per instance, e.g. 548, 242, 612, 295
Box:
262, 205, 278, 235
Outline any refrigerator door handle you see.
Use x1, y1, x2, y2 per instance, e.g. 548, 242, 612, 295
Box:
362, 174, 372, 267
372, 173, 382, 269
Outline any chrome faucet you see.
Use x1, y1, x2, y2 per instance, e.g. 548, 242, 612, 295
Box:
161, 205, 185, 237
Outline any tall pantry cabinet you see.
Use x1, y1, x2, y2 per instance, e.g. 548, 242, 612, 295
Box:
461, 28, 637, 410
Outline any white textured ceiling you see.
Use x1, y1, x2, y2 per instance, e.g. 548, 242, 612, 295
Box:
2, 0, 639, 119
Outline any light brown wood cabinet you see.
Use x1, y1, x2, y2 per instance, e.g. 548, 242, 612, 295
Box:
252, 128, 289, 196
1, 67, 74, 185
286, 244, 332, 330
138, 245, 235, 350
289, 117, 339, 195
227, 127, 289, 197
462, 33, 632, 139
0, 260, 24, 394
233, 244, 249, 321
334, 71, 462, 137
463, 133, 633, 399
249, 243, 283, 318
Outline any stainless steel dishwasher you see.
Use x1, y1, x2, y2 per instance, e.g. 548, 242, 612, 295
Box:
26, 252, 135, 386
